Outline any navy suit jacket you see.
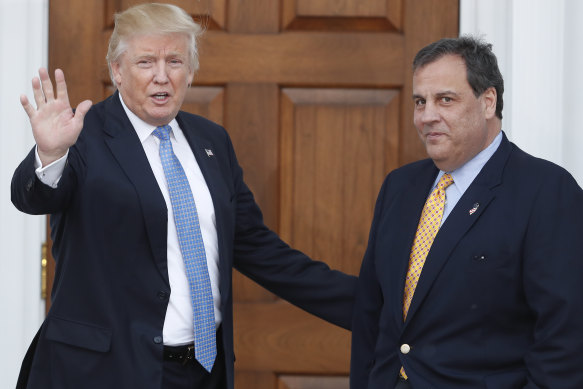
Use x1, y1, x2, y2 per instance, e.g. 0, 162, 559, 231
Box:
12, 92, 356, 389
350, 133, 583, 389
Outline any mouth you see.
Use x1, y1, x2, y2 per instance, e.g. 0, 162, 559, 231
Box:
151, 92, 170, 103
425, 131, 446, 142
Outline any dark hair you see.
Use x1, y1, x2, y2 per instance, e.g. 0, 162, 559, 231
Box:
413, 36, 504, 119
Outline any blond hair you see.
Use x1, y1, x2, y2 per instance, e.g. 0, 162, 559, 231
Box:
106, 3, 202, 86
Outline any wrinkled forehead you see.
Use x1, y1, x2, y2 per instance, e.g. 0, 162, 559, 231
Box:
116, 33, 193, 65
124, 32, 190, 49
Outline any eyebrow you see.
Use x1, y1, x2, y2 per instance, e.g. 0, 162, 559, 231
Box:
130, 52, 157, 61
412, 90, 459, 100
164, 51, 186, 58
435, 90, 458, 97
133, 51, 186, 59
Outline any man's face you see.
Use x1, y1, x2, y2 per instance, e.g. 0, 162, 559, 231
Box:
412, 54, 498, 172
111, 33, 194, 127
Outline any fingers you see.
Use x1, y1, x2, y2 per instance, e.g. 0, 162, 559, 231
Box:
26, 68, 71, 112
38, 67, 55, 102
54, 69, 69, 103
20, 95, 36, 118
74, 100, 93, 121
31, 76, 45, 108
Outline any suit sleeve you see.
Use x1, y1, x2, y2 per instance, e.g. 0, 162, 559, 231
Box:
522, 168, 583, 389
350, 174, 388, 388
226, 134, 357, 330
11, 146, 80, 215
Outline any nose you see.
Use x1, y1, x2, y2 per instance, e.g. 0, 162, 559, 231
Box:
418, 102, 440, 124
152, 61, 169, 84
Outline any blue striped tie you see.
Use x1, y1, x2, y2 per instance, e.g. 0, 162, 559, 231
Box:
152, 125, 216, 372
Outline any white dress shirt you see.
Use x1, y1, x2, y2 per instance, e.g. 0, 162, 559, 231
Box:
35, 94, 222, 345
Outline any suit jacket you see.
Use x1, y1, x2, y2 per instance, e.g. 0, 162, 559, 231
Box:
12, 92, 356, 389
350, 133, 583, 389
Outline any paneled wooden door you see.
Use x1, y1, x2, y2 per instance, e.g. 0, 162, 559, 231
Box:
47, 0, 458, 387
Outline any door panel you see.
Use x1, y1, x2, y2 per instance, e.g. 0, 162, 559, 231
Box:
280, 88, 399, 275
48, 0, 459, 386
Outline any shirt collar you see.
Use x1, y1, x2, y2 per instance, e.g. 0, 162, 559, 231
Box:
118, 92, 180, 144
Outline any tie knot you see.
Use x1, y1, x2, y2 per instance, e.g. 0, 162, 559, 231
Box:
438, 173, 454, 190
152, 125, 172, 141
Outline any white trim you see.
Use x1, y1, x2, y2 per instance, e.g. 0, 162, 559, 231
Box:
0, 0, 48, 385
460, 0, 583, 186
562, 0, 583, 183
509, 1, 565, 166
460, 0, 513, 134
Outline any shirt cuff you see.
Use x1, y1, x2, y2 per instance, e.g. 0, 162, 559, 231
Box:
34, 147, 69, 188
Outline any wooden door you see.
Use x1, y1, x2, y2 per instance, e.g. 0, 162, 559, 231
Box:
47, 0, 458, 387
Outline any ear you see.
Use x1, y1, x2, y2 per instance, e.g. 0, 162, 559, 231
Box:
111, 61, 123, 86
481, 87, 497, 119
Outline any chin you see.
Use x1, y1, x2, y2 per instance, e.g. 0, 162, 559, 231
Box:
426, 151, 449, 165
425, 147, 442, 159
148, 111, 173, 123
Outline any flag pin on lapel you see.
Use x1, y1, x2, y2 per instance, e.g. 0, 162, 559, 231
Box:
205, 148, 214, 157
469, 203, 479, 215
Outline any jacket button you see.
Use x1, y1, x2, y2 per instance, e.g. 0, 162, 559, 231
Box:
157, 291, 169, 300
153, 336, 163, 344
400, 344, 411, 354
26, 178, 33, 191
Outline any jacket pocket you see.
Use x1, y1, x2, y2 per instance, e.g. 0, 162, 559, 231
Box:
45, 316, 112, 353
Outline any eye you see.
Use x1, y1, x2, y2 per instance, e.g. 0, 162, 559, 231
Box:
414, 98, 426, 108
440, 96, 452, 103
168, 59, 183, 67
137, 59, 153, 68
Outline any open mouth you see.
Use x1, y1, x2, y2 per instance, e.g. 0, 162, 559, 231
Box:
152, 92, 169, 101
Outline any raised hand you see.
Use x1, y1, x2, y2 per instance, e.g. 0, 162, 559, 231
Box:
20, 68, 92, 166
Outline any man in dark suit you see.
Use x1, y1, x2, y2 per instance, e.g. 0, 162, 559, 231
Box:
350, 36, 583, 389
12, 3, 355, 389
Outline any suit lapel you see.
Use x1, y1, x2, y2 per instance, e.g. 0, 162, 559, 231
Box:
103, 92, 170, 285
403, 134, 512, 327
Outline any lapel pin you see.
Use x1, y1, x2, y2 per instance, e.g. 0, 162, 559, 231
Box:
205, 148, 214, 157
469, 203, 479, 215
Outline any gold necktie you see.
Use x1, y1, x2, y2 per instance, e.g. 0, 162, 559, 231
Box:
403, 173, 454, 319
400, 173, 453, 379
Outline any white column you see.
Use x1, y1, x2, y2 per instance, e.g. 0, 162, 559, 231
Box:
460, 0, 514, 132
0, 0, 47, 386
508, 1, 565, 167
460, 0, 583, 186
562, 0, 583, 184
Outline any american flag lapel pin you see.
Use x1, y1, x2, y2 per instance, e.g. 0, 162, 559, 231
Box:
469, 203, 479, 215
205, 148, 214, 157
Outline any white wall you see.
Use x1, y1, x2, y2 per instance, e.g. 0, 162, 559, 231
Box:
0, 0, 47, 386
461, 0, 583, 186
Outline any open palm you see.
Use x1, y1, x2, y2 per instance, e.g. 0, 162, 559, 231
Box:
20, 68, 92, 166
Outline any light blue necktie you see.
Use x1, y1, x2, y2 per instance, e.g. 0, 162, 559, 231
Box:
152, 125, 216, 372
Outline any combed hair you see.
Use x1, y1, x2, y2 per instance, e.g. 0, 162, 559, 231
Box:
413, 36, 504, 119
106, 3, 202, 86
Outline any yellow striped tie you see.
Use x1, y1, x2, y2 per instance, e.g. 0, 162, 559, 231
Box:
400, 173, 453, 379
